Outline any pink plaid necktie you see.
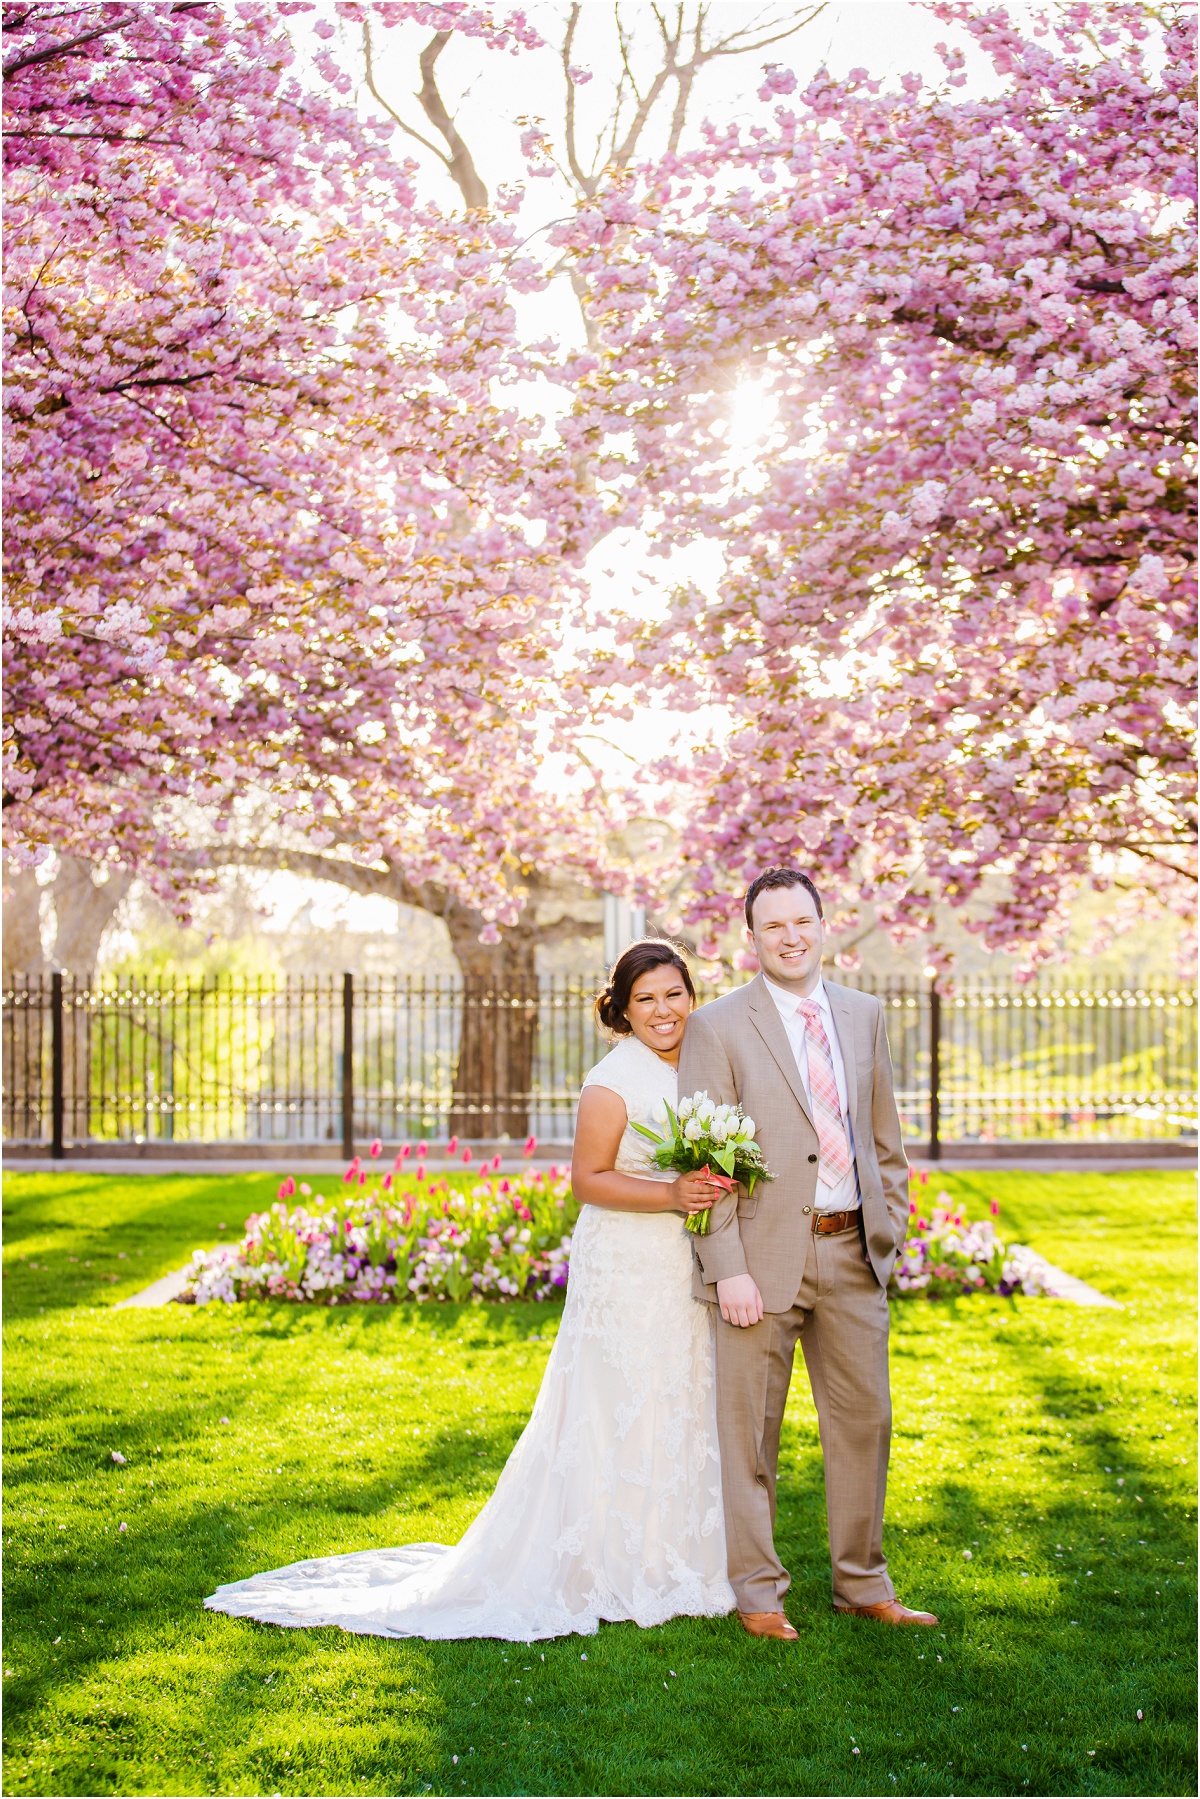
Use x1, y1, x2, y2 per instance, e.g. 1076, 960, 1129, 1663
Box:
796, 999, 853, 1184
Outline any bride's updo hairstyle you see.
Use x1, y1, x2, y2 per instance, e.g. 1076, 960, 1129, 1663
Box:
594, 940, 696, 1037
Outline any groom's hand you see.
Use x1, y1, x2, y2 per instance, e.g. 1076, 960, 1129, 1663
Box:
716, 1274, 764, 1329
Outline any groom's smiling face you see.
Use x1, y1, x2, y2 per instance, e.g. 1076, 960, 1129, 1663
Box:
748, 884, 826, 994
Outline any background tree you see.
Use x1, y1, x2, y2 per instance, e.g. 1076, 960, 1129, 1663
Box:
3, 0, 615, 950
558, 0, 1196, 965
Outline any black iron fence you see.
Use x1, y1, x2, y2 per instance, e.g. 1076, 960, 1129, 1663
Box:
3, 970, 1195, 1155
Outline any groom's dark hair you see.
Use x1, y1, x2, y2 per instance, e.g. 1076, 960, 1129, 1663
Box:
744, 867, 824, 929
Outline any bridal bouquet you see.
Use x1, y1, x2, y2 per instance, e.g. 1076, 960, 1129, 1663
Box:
632, 1091, 773, 1236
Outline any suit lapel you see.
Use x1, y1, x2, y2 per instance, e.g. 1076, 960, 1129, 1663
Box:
824, 981, 861, 1135
746, 975, 815, 1128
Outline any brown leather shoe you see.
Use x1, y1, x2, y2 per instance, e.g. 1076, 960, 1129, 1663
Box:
834, 1598, 938, 1627
739, 1610, 800, 1641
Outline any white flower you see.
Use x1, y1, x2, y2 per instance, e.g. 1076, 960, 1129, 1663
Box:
683, 1118, 703, 1141
695, 1101, 714, 1126
738, 1116, 756, 1139
677, 1096, 694, 1120
651, 1099, 669, 1125
710, 1120, 728, 1143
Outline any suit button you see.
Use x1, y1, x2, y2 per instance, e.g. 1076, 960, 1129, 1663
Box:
807, 1153, 818, 1164
802, 1205, 812, 1215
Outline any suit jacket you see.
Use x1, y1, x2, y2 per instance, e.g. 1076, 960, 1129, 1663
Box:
678, 974, 909, 1310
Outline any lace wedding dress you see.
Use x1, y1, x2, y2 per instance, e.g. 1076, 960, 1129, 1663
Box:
205, 1034, 735, 1640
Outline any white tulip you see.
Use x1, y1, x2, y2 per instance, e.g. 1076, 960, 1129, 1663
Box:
739, 1116, 756, 1139
683, 1117, 703, 1141
651, 1099, 669, 1125
677, 1095, 694, 1119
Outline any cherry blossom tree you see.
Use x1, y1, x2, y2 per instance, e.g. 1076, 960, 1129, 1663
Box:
559, 0, 1196, 964
3, 0, 617, 953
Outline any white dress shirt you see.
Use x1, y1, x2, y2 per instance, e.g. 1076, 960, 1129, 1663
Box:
763, 975, 860, 1212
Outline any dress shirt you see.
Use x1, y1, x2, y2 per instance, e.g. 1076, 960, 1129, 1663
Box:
763, 975, 860, 1212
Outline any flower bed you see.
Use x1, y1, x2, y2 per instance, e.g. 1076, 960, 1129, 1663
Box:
182, 1151, 578, 1306
890, 1179, 1045, 1299
181, 1152, 1044, 1309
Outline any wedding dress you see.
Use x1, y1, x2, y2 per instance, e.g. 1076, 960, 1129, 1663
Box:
205, 1034, 735, 1640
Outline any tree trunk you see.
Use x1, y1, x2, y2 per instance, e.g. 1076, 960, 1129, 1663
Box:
48, 859, 132, 1145
444, 906, 540, 1139
50, 857, 132, 979
2, 863, 46, 979
2, 862, 47, 1140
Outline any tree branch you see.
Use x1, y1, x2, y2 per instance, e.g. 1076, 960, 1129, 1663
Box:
3, 3, 211, 78
416, 30, 488, 209
361, 19, 453, 173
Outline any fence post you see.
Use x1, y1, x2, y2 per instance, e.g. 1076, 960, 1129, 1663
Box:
341, 972, 355, 1161
51, 971, 65, 1159
928, 978, 941, 1163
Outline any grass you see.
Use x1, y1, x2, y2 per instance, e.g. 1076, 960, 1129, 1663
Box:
2, 1167, 1195, 1798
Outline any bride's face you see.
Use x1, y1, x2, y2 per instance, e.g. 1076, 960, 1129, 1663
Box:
624, 964, 692, 1058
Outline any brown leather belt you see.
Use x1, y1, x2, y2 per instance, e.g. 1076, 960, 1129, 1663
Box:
812, 1208, 860, 1235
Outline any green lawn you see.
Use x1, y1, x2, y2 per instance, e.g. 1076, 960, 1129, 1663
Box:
2, 1168, 1195, 1798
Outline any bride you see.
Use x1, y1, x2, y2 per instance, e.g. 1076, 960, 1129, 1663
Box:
205, 940, 735, 1640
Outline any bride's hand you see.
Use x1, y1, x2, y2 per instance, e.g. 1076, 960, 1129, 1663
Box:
671, 1171, 720, 1218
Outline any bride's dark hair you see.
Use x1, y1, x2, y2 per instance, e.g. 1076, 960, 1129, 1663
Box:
594, 940, 696, 1036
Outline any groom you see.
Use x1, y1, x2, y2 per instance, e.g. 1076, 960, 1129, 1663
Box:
680, 867, 937, 1639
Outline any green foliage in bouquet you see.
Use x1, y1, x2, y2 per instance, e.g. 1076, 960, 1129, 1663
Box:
632, 1091, 773, 1235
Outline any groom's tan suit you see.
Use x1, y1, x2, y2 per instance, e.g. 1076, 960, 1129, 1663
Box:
679, 974, 909, 1612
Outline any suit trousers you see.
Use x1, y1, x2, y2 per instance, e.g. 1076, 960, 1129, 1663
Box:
713, 1220, 895, 1613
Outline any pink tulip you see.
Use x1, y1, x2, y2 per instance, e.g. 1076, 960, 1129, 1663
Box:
417, 1141, 428, 1158
524, 1134, 538, 1157
415, 1163, 426, 1182
400, 1143, 411, 1159
382, 1172, 393, 1190
448, 1136, 459, 1154
990, 1200, 1000, 1217
369, 1139, 382, 1158
462, 1148, 473, 1163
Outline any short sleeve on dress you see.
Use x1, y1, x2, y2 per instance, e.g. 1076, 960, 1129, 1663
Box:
580, 1048, 632, 1112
